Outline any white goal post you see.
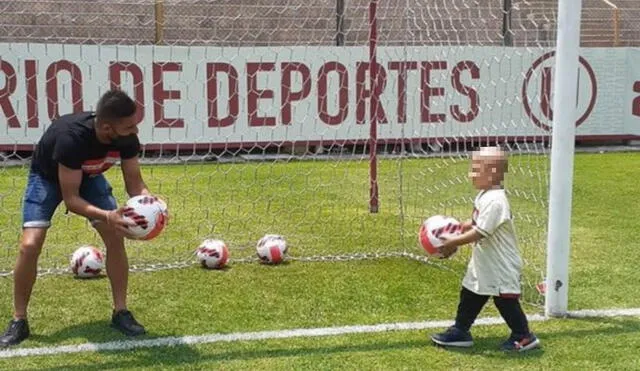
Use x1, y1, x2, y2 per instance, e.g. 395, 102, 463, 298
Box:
545, 0, 584, 317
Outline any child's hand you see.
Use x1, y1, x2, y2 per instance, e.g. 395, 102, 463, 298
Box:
438, 235, 458, 258
438, 244, 457, 259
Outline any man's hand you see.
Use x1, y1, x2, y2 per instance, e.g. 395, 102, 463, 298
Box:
106, 206, 147, 236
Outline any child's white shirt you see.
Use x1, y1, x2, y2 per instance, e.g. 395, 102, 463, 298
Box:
462, 188, 523, 296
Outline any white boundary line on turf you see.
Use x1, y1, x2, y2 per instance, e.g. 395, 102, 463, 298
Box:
1, 308, 639, 359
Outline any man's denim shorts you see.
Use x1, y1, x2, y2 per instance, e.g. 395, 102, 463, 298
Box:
22, 171, 117, 228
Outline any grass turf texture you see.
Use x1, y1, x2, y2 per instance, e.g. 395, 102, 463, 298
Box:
0, 152, 638, 369
2, 317, 640, 370
0, 152, 548, 272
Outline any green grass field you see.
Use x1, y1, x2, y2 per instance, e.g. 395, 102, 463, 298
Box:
0, 152, 548, 276
0, 151, 639, 370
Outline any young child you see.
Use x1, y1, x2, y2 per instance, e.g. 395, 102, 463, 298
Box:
430, 146, 540, 352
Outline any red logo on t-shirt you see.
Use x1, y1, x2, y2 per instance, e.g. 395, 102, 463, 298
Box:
472, 207, 479, 225
81, 151, 120, 175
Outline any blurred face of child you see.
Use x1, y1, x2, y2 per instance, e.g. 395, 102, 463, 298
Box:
469, 151, 505, 190
470, 156, 491, 189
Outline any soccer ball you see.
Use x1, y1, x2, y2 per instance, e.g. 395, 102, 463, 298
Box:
155, 197, 168, 217
196, 239, 229, 269
418, 215, 463, 258
122, 195, 167, 240
256, 234, 288, 264
70, 245, 105, 278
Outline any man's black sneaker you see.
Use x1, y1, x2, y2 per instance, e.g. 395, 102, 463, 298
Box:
0, 319, 30, 348
110, 310, 146, 337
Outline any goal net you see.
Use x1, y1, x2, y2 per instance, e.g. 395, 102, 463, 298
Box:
0, 0, 578, 304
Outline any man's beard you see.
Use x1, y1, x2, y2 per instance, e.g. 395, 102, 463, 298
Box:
111, 134, 135, 146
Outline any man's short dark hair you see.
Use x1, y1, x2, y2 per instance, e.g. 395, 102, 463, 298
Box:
96, 89, 137, 122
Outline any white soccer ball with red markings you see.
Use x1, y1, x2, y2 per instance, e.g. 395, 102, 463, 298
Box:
70, 245, 105, 278
418, 215, 463, 258
196, 239, 230, 269
256, 234, 288, 264
123, 195, 168, 240
155, 197, 168, 217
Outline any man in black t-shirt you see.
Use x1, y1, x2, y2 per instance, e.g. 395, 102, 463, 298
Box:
0, 90, 154, 348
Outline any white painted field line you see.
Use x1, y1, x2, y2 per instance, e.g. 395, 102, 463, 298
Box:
1, 308, 639, 359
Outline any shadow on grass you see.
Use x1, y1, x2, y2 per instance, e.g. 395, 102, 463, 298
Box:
29, 320, 168, 346
29, 316, 640, 370
451, 316, 640, 360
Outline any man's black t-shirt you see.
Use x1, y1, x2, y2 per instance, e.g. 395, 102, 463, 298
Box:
31, 112, 140, 182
